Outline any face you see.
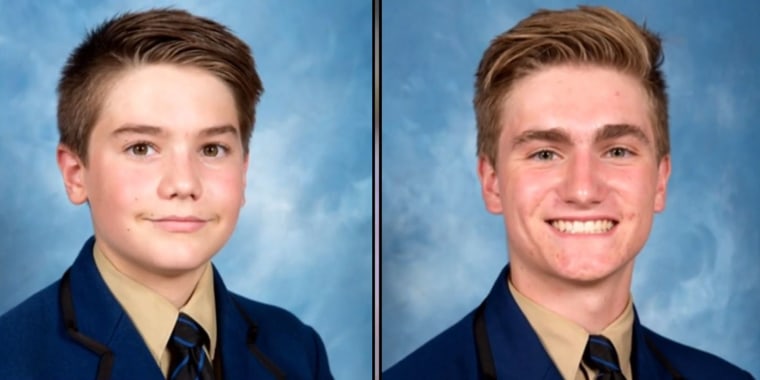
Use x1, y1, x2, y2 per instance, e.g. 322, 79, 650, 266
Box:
58, 64, 248, 283
478, 64, 670, 284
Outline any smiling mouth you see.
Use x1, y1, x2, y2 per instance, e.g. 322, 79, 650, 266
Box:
549, 219, 617, 234
149, 217, 208, 233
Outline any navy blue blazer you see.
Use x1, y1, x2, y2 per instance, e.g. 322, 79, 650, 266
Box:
384, 266, 753, 380
0, 237, 333, 380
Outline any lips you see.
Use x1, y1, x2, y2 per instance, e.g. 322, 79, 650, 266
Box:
149, 216, 209, 233
548, 219, 618, 234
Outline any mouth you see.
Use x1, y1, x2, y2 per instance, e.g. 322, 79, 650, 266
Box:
547, 219, 618, 234
148, 216, 209, 233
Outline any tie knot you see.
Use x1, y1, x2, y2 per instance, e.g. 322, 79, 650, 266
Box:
169, 313, 208, 351
583, 335, 624, 377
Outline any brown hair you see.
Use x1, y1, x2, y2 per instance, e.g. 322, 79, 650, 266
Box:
57, 8, 263, 163
474, 6, 668, 165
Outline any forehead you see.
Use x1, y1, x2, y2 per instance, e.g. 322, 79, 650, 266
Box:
94, 64, 239, 134
500, 64, 654, 141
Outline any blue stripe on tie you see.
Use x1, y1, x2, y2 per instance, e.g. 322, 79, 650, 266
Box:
589, 355, 620, 371
198, 350, 205, 371
170, 355, 190, 380
589, 336, 614, 349
194, 356, 204, 380
178, 316, 200, 331
172, 336, 195, 348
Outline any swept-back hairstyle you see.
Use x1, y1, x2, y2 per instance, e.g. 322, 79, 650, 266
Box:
57, 8, 263, 162
474, 6, 668, 164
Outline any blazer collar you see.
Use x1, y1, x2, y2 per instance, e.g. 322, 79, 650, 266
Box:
484, 265, 676, 380
483, 265, 563, 379
211, 265, 284, 379
631, 309, 675, 379
66, 236, 163, 378
65, 237, 281, 379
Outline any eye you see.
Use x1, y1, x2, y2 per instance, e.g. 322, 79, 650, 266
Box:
606, 147, 632, 158
529, 150, 557, 161
201, 144, 229, 157
126, 142, 156, 156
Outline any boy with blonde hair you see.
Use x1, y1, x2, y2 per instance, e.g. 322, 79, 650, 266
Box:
385, 6, 751, 379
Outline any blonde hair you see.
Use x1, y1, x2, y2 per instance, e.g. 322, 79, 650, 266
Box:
474, 6, 668, 164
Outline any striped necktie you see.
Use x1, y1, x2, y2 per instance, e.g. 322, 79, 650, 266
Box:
582, 335, 626, 380
167, 313, 215, 380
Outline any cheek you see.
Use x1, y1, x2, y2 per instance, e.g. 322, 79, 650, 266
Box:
110, 168, 156, 200
87, 161, 151, 202
608, 168, 659, 209
202, 168, 246, 202
503, 169, 556, 215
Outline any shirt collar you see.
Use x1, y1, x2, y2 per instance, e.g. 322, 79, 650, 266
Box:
508, 278, 633, 380
180, 260, 217, 358
93, 245, 217, 364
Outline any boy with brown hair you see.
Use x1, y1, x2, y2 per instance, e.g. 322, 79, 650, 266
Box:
0, 8, 332, 380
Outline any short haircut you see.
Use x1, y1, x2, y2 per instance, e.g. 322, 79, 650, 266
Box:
474, 6, 668, 165
57, 8, 263, 163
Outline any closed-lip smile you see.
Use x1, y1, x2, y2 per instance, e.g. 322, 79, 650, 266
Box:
149, 215, 208, 233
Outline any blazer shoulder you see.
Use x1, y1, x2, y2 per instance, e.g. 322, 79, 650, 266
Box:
228, 292, 313, 332
384, 311, 479, 380
0, 279, 61, 332
642, 326, 753, 379
0, 280, 64, 378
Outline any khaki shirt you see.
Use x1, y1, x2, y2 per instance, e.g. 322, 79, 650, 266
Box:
93, 245, 217, 378
508, 280, 633, 380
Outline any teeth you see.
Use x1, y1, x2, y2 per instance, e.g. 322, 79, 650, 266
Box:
551, 220, 614, 234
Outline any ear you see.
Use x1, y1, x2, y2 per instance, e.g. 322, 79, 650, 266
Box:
56, 144, 88, 205
477, 155, 503, 214
241, 153, 250, 207
653, 154, 671, 212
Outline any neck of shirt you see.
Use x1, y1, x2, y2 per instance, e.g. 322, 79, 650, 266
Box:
92, 245, 218, 377
508, 277, 634, 380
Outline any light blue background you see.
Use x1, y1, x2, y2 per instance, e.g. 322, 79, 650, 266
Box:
0, 1, 371, 378
382, 0, 760, 376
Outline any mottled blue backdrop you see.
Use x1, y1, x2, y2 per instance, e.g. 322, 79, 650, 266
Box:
382, 0, 760, 376
0, 1, 371, 378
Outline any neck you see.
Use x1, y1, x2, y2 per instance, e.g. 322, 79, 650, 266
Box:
509, 262, 634, 332
135, 269, 205, 308
99, 248, 206, 308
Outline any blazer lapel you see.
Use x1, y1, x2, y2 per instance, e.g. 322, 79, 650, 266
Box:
486, 266, 563, 380
485, 265, 682, 380
66, 237, 164, 379
631, 309, 675, 380
212, 266, 280, 379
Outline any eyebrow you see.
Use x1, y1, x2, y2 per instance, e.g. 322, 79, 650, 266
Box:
199, 124, 239, 138
511, 128, 572, 149
511, 123, 650, 149
111, 124, 239, 138
593, 123, 650, 145
111, 124, 163, 137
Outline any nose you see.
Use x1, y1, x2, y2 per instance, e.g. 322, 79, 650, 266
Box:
157, 150, 203, 201
558, 153, 605, 206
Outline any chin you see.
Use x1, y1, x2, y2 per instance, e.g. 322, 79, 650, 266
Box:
550, 255, 626, 283
150, 257, 211, 276
148, 245, 217, 271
